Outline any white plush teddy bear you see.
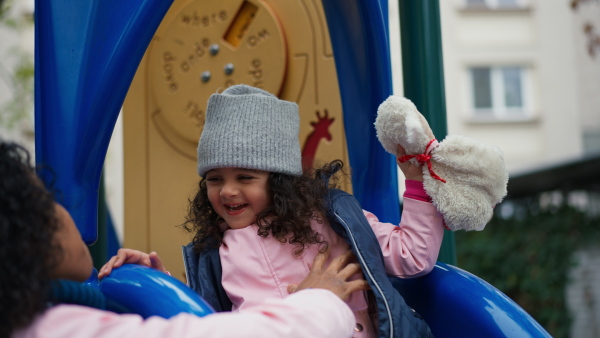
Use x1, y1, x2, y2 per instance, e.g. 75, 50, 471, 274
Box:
374, 95, 508, 231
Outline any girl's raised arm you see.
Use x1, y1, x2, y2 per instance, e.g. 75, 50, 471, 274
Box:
366, 145, 445, 278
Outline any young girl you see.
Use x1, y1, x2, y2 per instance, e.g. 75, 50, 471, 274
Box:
1, 140, 363, 338
100, 85, 445, 338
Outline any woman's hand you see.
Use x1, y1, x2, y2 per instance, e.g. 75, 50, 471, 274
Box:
98, 248, 167, 279
397, 144, 424, 182
287, 248, 370, 301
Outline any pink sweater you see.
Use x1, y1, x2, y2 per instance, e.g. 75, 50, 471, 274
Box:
12, 289, 354, 338
220, 181, 444, 337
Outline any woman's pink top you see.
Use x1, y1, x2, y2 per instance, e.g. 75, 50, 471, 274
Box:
220, 181, 444, 338
13, 289, 354, 338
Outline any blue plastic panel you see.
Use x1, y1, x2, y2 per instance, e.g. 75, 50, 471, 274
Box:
391, 263, 552, 338
322, 0, 400, 224
34, 0, 173, 244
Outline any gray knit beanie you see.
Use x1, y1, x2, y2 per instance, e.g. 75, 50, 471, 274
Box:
197, 84, 303, 177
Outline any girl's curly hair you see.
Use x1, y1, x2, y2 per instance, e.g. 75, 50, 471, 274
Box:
0, 142, 62, 337
182, 160, 345, 256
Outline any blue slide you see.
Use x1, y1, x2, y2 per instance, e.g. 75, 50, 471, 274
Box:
34, 0, 551, 336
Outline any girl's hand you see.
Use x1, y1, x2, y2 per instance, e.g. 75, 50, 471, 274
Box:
396, 144, 424, 182
98, 249, 167, 279
287, 248, 370, 301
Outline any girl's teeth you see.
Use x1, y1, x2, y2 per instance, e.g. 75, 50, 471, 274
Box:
227, 204, 245, 211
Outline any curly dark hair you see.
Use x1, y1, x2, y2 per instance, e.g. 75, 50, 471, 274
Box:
0, 141, 62, 337
183, 160, 345, 256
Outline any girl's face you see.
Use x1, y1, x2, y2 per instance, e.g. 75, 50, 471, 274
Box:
205, 167, 271, 230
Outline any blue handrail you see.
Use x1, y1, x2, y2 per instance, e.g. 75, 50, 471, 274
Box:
99, 265, 214, 319
392, 263, 552, 337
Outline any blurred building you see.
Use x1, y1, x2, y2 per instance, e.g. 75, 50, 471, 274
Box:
440, 0, 600, 173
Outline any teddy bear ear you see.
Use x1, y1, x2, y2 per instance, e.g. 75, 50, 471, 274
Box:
375, 95, 431, 155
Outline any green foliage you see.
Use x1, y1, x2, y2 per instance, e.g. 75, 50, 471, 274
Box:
0, 0, 35, 130
0, 0, 33, 28
0, 0, 8, 19
0, 50, 34, 128
456, 201, 600, 338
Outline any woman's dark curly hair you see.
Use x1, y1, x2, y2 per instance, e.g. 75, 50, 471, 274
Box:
183, 160, 345, 256
0, 141, 62, 337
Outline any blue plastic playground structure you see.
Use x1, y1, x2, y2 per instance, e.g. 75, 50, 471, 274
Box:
34, 0, 551, 336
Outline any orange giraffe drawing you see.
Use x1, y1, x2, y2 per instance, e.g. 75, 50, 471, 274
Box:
302, 110, 335, 171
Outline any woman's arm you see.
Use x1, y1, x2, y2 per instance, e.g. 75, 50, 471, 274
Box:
15, 288, 354, 338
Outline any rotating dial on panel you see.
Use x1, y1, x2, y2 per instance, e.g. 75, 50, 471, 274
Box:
148, 0, 287, 146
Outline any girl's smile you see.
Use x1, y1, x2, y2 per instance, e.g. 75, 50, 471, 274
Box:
205, 168, 271, 230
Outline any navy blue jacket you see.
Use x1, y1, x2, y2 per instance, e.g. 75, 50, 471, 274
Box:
182, 188, 433, 338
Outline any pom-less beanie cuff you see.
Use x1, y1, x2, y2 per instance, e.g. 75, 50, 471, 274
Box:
197, 85, 303, 177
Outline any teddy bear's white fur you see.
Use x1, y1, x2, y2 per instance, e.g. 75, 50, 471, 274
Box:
375, 95, 508, 231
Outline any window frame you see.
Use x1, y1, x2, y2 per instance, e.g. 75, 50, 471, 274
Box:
467, 64, 533, 122
464, 0, 528, 10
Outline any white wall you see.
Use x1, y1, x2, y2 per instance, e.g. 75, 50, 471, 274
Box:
567, 248, 600, 338
571, 1, 600, 153
105, 114, 124, 243
440, 0, 589, 173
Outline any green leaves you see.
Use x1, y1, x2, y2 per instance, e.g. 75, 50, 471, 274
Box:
457, 201, 600, 338
0, 0, 34, 130
0, 51, 34, 129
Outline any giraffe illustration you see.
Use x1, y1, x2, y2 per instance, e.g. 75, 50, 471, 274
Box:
301, 109, 335, 171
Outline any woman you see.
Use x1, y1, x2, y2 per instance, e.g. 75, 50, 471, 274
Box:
0, 140, 363, 338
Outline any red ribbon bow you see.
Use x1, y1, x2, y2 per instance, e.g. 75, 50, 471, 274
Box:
398, 139, 446, 183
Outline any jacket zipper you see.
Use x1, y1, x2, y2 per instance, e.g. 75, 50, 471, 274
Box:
181, 245, 192, 288
334, 211, 394, 338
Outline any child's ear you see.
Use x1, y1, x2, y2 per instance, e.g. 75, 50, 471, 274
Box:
51, 204, 93, 282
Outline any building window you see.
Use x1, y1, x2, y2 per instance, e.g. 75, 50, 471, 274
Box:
469, 66, 530, 120
465, 0, 525, 9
